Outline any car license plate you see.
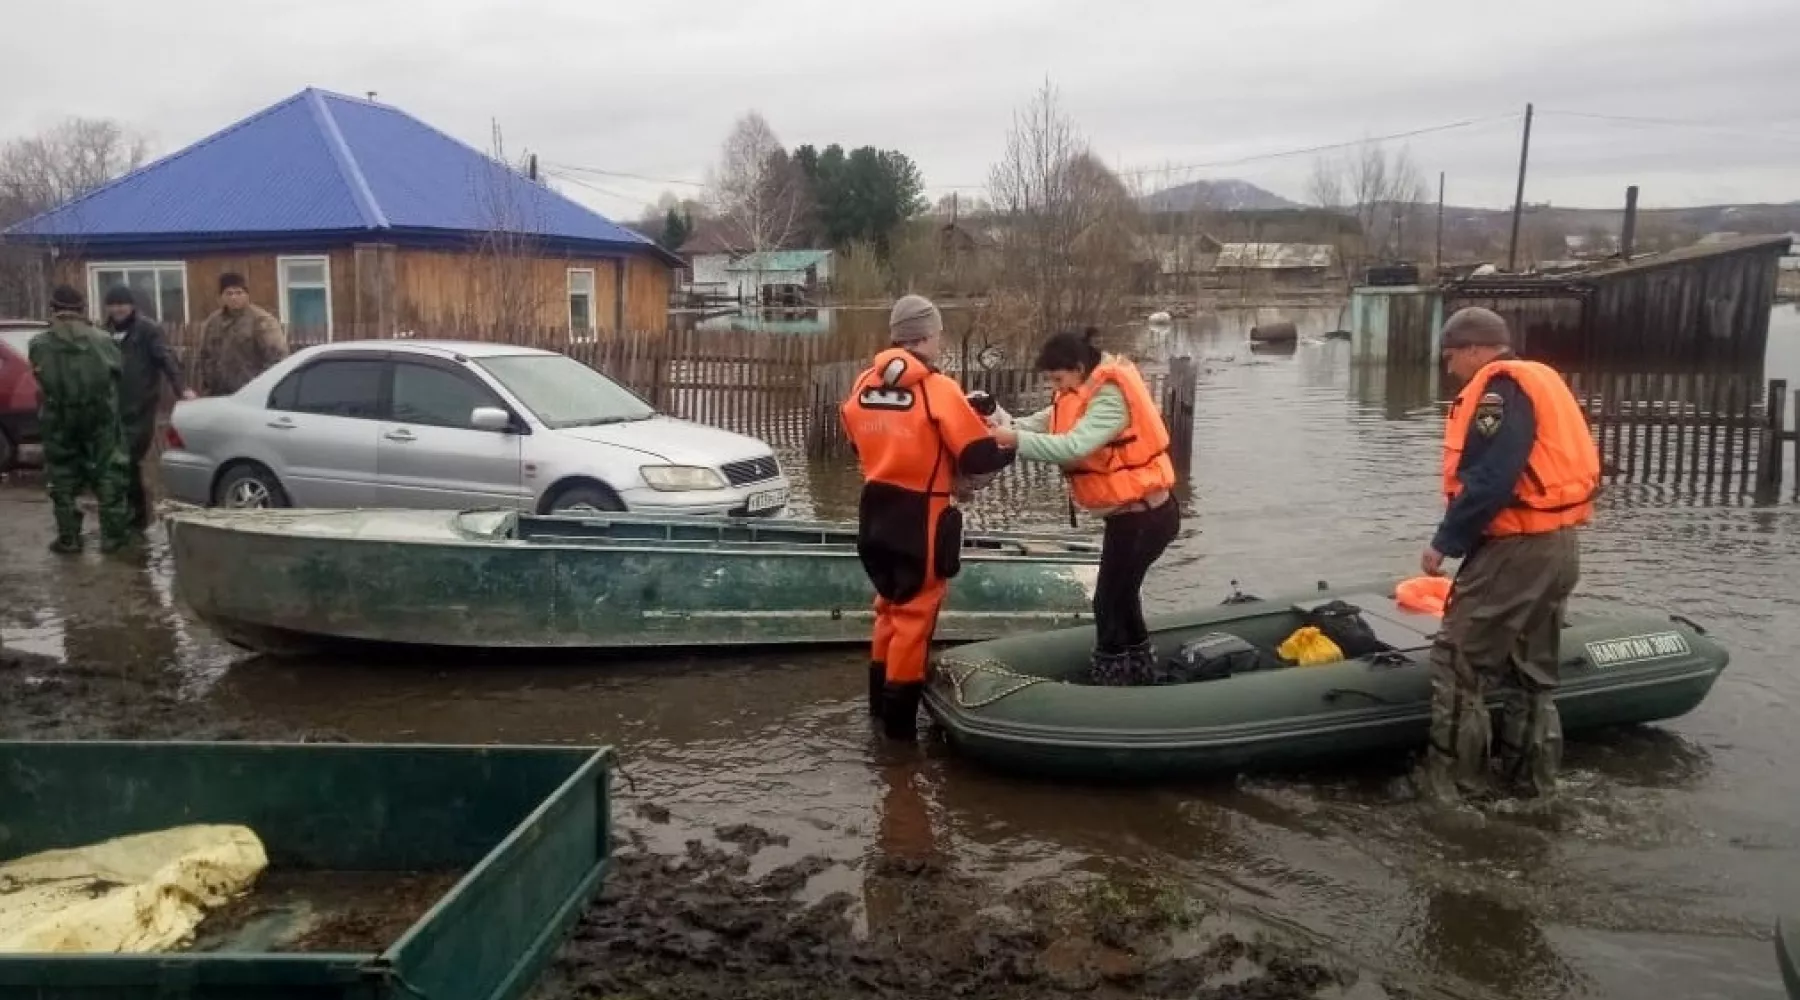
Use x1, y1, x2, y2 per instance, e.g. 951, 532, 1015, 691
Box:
745, 488, 787, 513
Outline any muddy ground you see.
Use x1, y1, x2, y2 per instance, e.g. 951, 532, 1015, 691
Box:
0, 643, 1391, 999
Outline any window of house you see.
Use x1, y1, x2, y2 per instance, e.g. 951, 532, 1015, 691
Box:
568, 268, 596, 340
391, 362, 502, 429
87, 263, 187, 324
278, 256, 333, 340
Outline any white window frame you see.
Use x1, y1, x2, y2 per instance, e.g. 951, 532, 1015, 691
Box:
85, 261, 190, 324
567, 267, 597, 341
277, 254, 334, 341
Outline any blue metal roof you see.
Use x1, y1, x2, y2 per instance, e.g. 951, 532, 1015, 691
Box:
4, 88, 677, 264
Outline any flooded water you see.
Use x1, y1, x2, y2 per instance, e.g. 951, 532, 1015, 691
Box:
4, 304, 1800, 998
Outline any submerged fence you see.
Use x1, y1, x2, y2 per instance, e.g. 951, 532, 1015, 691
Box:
1565, 370, 1798, 502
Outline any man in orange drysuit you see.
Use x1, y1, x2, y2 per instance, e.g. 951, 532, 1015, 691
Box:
841, 295, 1015, 740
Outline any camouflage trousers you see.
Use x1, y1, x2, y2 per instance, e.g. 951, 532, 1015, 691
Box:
1423, 528, 1581, 801
42, 409, 136, 552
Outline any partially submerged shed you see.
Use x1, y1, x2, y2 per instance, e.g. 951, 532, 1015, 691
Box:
1443, 235, 1792, 367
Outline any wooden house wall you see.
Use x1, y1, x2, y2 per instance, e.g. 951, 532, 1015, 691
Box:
59, 250, 356, 331
60, 245, 672, 339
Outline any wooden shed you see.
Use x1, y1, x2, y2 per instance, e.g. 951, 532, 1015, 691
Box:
3, 88, 680, 340
1443, 235, 1792, 367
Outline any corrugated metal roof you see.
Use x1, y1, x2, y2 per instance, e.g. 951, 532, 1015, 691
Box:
1215, 243, 1335, 269
5, 88, 673, 263
721, 250, 832, 272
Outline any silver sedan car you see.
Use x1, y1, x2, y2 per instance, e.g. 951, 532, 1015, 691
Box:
159, 340, 791, 516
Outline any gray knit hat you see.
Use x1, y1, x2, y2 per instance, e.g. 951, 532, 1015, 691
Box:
1440, 306, 1513, 349
889, 294, 942, 345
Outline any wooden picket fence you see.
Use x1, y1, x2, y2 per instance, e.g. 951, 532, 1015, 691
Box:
153, 322, 1205, 462
1565, 369, 1799, 502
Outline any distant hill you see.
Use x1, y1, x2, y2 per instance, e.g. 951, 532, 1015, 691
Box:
1139, 179, 1301, 213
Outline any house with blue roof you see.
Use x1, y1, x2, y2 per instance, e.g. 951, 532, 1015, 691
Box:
4, 88, 680, 338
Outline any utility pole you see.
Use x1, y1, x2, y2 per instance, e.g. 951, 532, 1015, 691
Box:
1435, 171, 1445, 273
1620, 184, 1639, 258
1506, 102, 1534, 272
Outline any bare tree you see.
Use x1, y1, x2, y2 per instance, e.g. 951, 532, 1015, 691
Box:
1307, 142, 1429, 274
0, 117, 152, 316
706, 112, 806, 303
986, 80, 1143, 333
461, 121, 561, 336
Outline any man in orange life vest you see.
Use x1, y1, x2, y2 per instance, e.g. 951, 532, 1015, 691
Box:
1420, 306, 1599, 802
841, 295, 1016, 740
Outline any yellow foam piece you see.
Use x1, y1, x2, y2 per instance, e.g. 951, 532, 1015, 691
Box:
0, 824, 267, 953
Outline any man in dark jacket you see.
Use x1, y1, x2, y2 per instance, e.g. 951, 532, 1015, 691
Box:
102, 286, 195, 529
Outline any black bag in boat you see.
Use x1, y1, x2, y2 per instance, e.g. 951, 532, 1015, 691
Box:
1301, 600, 1384, 657
1162, 632, 1281, 683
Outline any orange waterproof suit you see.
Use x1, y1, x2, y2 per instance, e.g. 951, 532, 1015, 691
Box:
841, 347, 1014, 737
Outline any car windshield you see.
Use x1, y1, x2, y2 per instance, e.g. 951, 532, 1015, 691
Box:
474, 353, 656, 429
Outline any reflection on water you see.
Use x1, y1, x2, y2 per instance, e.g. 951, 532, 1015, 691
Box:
3, 304, 1799, 998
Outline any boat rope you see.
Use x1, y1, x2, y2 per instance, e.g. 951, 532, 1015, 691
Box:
936, 656, 1055, 709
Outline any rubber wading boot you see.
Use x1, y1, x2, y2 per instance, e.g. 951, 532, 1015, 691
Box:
1124, 641, 1159, 683
881, 681, 923, 740
1086, 650, 1131, 686
868, 662, 886, 717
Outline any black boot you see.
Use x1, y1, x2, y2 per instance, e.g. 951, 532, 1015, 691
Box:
1124, 641, 1160, 683
868, 662, 886, 717
880, 681, 923, 741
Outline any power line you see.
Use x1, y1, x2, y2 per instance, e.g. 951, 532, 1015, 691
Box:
543, 162, 706, 188
539, 168, 645, 207
1537, 109, 1800, 142
921, 112, 1524, 190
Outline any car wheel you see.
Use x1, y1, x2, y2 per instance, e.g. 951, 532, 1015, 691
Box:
547, 483, 624, 515
213, 464, 291, 509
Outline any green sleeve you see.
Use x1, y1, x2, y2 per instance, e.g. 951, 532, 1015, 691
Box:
1012, 404, 1053, 433
1014, 384, 1128, 465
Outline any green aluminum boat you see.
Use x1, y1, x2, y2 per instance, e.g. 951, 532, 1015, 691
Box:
923, 580, 1729, 781
165, 508, 1102, 656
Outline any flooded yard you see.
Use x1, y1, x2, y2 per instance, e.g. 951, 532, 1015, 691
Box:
4, 306, 1800, 998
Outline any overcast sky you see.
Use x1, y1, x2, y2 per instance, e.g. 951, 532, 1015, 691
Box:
6, 0, 1796, 222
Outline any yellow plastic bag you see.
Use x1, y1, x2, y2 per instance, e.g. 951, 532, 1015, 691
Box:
0, 824, 267, 954
1278, 625, 1343, 666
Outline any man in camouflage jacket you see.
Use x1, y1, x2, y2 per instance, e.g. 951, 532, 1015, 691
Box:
30, 285, 135, 553
195, 271, 288, 396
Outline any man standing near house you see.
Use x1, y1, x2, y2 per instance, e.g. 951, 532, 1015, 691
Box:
30, 285, 135, 553
195, 273, 287, 396
102, 286, 196, 529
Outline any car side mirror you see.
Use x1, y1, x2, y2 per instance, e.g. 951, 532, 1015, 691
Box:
470, 406, 513, 432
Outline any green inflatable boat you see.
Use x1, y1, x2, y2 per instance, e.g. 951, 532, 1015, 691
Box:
922, 580, 1729, 780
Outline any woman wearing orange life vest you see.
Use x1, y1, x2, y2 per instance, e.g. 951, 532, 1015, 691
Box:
994, 328, 1181, 685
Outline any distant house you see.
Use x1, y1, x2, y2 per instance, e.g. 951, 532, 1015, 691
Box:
1137, 232, 1224, 293
1212, 242, 1337, 291
3, 87, 681, 338
687, 248, 834, 304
